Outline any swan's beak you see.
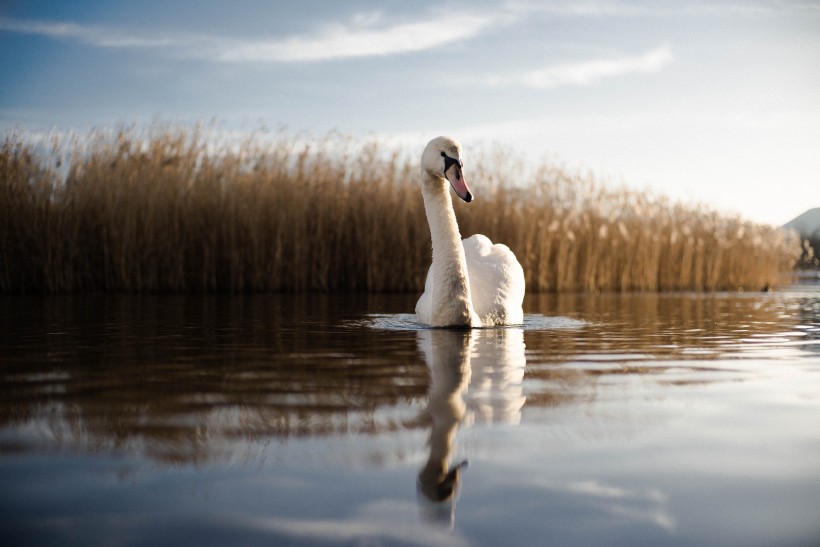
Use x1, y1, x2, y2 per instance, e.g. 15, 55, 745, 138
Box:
445, 164, 472, 203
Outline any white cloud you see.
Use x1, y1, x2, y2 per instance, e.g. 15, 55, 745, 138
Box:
482, 45, 674, 89
525, 46, 673, 87
0, 10, 495, 63
502, 0, 818, 18
215, 12, 494, 62
503, 0, 657, 17
0, 17, 181, 48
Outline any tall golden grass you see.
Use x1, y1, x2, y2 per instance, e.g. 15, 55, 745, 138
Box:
0, 124, 801, 293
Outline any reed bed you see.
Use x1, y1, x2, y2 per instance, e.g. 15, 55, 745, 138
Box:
0, 125, 801, 293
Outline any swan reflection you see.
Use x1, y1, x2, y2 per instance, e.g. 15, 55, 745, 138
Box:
416, 327, 526, 523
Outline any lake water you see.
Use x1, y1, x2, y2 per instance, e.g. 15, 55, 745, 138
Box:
1, 283, 819, 546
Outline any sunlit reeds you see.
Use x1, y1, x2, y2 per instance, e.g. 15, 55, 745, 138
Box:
0, 125, 801, 293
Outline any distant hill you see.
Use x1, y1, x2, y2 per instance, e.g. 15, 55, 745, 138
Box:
785, 207, 820, 269
783, 207, 820, 237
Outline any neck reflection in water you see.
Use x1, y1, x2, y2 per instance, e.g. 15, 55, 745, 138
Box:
416, 327, 526, 525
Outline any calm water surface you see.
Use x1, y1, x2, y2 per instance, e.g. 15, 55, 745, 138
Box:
1, 285, 819, 546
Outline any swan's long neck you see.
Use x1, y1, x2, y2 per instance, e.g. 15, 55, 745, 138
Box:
421, 172, 477, 326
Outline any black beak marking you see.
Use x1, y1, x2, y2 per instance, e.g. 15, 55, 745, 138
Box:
441, 151, 462, 177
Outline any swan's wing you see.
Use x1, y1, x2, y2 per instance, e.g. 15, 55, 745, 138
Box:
463, 234, 525, 325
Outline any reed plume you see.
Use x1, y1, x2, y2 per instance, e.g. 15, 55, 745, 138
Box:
0, 125, 801, 293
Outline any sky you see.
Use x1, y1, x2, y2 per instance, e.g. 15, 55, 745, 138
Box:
1, 0, 819, 226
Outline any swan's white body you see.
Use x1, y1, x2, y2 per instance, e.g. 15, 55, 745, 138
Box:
415, 137, 525, 327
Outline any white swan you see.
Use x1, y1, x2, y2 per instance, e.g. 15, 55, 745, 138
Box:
415, 136, 525, 327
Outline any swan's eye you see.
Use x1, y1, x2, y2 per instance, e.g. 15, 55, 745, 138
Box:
442, 153, 461, 174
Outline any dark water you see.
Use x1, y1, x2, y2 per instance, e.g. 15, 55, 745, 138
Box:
1, 285, 819, 546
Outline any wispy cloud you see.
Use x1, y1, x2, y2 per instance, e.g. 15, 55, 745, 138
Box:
483, 45, 674, 89
503, 0, 820, 18
0, 10, 495, 63
0, 17, 182, 49
215, 12, 494, 62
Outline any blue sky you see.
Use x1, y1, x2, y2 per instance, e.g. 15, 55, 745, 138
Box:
1, 0, 818, 225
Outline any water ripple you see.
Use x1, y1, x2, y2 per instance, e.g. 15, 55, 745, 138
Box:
361, 314, 585, 332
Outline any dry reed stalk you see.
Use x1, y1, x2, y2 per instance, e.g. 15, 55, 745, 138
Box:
0, 125, 802, 294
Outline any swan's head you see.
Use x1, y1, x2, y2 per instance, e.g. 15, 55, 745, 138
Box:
421, 136, 472, 202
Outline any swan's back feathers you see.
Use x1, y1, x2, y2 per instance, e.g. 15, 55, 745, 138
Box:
462, 235, 525, 326
416, 234, 524, 327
